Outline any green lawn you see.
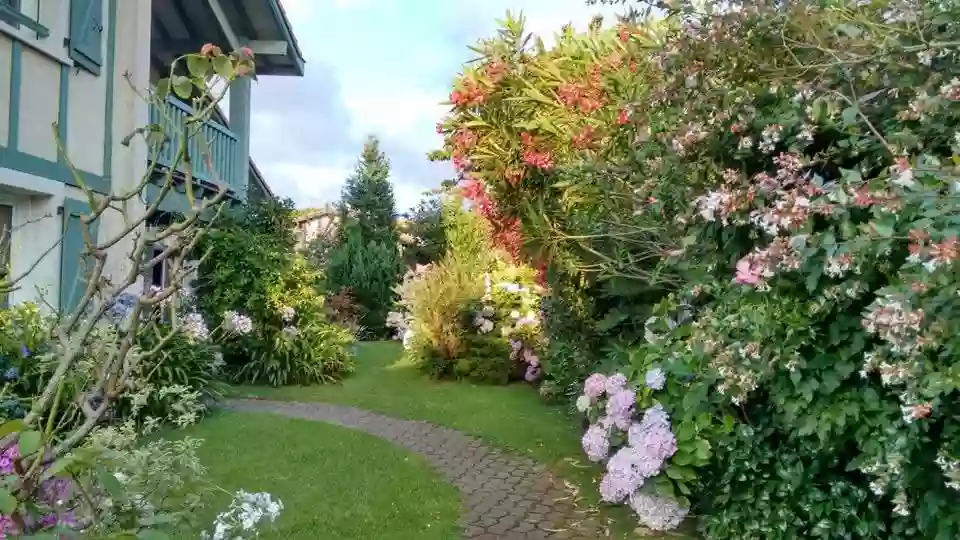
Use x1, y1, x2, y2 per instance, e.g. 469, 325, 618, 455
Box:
173, 410, 461, 540
231, 341, 643, 537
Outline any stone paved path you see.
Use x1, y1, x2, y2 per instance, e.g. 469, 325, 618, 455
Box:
226, 399, 607, 539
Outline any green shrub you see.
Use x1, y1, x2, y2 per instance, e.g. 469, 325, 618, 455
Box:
124, 323, 224, 422
326, 220, 403, 337
325, 136, 404, 337
196, 200, 355, 386
0, 303, 55, 420
396, 202, 547, 383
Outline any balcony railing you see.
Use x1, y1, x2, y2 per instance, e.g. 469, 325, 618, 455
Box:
148, 96, 244, 194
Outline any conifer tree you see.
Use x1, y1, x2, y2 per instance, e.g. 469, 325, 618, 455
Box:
327, 136, 403, 337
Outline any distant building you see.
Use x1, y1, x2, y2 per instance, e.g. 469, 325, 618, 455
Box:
294, 204, 338, 249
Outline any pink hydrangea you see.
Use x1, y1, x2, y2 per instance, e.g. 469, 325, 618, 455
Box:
605, 373, 628, 394
600, 446, 650, 502
606, 389, 637, 429
624, 404, 677, 472
583, 373, 607, 399
581, 423, 611, 462
629, 491, 690, 531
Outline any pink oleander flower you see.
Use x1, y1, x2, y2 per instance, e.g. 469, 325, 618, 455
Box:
584, 373, 607, 399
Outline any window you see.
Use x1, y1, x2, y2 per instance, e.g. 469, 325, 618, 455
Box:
0, 0, 49, 38
0, 204, 12, 308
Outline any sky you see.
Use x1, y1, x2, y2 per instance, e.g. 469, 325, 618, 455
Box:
245, 0, 626, 212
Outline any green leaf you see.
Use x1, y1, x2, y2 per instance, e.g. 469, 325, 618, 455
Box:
186, 55, 211, 78
675, 421, 696, 442
0, 488, 16, 514
41, 454, 77, 481
841, 106, 859, 127
665, 464, 697, 481
97, 467, 127, 501
18, 430, 42, 457
154, 78, 171, 100
211, 55, 233, 78
695, 438, 712, 461
0, 419, 25, 439
871, 221, 894, 237
172, 76, 193, 100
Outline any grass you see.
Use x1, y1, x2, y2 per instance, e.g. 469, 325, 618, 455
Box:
231, 341, 644, 538
172, 410, 461, 540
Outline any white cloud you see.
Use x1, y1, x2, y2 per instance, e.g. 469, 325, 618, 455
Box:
341, 87, 446, 142
260, 162, 353, 207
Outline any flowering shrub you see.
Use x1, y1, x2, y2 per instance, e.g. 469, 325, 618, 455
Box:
439, 0, 960, 536
195, 201, 355, 386
576, 369, 696, 532
398, 260, 546, 383
0, 365, 280, 538
394, 200, 547, 383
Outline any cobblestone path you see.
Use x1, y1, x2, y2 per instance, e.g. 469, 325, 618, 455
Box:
226, 399, 607, 539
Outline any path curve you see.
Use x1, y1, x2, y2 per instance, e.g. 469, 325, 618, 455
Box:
225, 399, 606, 540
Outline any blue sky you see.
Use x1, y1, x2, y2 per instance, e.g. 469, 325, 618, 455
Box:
246, 0, 624, 212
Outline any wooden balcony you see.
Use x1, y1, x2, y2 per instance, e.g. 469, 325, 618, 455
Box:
147, 95, 245, 195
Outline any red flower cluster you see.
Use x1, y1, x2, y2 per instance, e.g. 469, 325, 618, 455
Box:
449, 128, 478, 172
557, 65, 607, 114
450, 78, 488, 108
520, 132, 555, 170
572, 125, 596, 150
458, 175, 523, 260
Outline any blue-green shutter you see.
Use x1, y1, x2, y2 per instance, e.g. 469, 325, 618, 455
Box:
60, 198, 99, 314
0, 0, 22, 29
68, 0, 104, 75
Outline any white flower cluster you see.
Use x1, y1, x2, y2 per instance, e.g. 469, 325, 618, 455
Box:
936, 450, 960, 491
223, 311, 254, 336
180, 311, 209, 342
385, 311, 409, 340
202, 490, 283, 540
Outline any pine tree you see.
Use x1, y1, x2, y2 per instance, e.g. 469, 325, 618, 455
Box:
339, 136, 398, 245
327, 135, 403, 337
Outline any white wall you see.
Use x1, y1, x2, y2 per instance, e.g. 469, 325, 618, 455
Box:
0, 0, 152, 311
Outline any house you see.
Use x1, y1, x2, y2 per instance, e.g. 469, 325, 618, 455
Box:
293, 204, 338, 250
0, 0, 304, 311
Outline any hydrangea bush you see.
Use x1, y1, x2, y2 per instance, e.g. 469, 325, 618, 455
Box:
195, 200, 356, 386
437, 0, 960, 537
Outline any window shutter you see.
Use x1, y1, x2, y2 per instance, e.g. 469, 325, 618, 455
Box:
60, 198, 99, 314
0, 0, 23, 29
68, 0, 104, 75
